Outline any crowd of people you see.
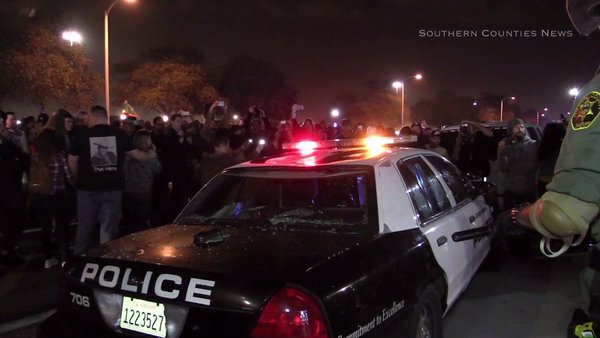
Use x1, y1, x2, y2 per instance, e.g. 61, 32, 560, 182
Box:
0, 101, 566, 268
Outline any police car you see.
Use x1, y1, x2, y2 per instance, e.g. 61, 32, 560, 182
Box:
38, 136, 494, 338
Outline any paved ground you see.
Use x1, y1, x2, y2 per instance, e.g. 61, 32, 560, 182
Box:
444, 252, 585, 338
0, 236, 588, 338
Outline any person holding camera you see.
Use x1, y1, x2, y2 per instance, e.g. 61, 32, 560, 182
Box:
451, 120, 494, 177
497, 118, 538, 209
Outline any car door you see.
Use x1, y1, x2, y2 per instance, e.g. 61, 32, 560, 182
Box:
424, 155, 492, 277
397, 156, 475, 307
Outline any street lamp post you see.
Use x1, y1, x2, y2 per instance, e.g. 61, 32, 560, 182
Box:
499, 96, 516, 122
105, 0, 136, 120
392, 73, 422, 127
537, 107, 548, 126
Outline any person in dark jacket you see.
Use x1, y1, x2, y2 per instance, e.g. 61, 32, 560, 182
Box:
122, 130, 162, 235
0, 115, 28, 266
497, 118, 539, 209
200, 136, 236, 187
451, 121, 495, 177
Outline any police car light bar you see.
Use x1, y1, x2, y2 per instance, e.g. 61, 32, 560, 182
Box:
282, 135, 418, 151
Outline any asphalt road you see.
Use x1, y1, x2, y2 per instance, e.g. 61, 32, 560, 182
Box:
0, 245, 587, 338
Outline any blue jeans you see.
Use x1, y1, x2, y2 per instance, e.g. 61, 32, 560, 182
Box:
74, 190, 122, 255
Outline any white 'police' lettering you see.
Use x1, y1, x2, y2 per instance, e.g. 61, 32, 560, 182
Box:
154, 274, 182, 299
81, 263, 99, 283
121, 268, 138, 292
98, 265, 120, 288
141, 271, 153, 294
186, 278, 215, 305
78, 263, 215, 306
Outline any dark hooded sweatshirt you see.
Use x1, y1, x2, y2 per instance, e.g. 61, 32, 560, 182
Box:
497, 118, 538, 194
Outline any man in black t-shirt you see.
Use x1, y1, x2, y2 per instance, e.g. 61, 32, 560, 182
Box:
68, 106, 156, 255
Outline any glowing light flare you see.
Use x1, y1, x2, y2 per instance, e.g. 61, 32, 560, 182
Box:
363, 136, 388, 157
161, 246, 176, 258
414, 73, 423, 80
120, 114, 127, 120
61, 30, 82, 45
302, 156, 317, 166
363, 136, 388, 148
296, 141, 318, 155
569, 87, 580, 97
161, 115, 169, 122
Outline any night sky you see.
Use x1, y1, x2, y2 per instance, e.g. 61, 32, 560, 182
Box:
2, 0, 600, 120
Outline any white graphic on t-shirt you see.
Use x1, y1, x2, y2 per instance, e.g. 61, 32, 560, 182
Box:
90, 137, 117, 168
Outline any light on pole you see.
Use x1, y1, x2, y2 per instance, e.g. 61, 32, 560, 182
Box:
105, 0, 136, 120
331, 109, 340, 118
391, 73, 423, 127
537, 107, 548, 126
499, 96, 515, 122
569, 87, 580, 98
61, 30, 82, 46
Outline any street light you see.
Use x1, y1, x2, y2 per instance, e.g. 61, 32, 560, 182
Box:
569, 87, 580, 97
537, 107, 548, 126
499, 96, 515, 122
105, 0, 136, 120
391, 73, 423, 127
331, 109, 340, 118
61, 30, 82, 46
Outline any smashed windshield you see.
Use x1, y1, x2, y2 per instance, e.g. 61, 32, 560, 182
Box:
177, 168, 376, 233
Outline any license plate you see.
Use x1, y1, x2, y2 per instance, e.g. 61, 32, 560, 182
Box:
120, 297, 167, 338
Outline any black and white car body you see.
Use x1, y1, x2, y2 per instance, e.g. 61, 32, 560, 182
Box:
38, 136, 494, 338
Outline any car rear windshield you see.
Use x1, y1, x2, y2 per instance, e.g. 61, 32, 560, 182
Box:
176, 167, 377, 234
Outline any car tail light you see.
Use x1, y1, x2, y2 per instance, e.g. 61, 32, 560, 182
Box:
250, 287, 329, 338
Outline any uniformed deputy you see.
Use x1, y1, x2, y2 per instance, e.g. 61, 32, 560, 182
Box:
516, 1, 600, 336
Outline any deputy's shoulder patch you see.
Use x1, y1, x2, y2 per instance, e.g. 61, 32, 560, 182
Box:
572, 91, 600, 131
